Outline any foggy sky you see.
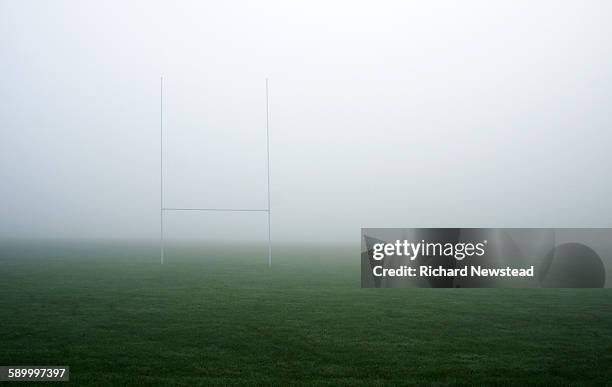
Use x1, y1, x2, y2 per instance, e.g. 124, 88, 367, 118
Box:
1, 0, 612, 244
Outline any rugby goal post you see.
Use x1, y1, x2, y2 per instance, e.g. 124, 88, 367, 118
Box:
159, 77, 272, 266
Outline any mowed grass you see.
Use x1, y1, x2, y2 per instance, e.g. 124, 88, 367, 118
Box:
0, 241, 611, 386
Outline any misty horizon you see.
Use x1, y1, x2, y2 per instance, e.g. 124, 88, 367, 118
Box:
2, 1, 612, 245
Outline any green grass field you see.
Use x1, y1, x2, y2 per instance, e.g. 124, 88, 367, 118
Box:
1, 241, 611, 386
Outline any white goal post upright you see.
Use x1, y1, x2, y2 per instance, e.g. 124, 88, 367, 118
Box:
160, 76, 164, 264
265, 78, 271, 267
159, 76, 272, 266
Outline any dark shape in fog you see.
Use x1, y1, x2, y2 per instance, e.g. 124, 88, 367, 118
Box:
363, 235, 385, 288
540, 243, 605, 288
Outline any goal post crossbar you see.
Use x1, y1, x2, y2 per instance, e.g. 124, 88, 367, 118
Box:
162, 208, 269, 212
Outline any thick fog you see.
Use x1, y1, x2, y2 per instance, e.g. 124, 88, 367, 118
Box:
1, 0, 612, 244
